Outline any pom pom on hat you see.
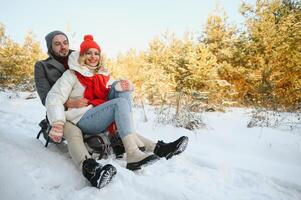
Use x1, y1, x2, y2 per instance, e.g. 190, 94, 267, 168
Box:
84, 35, 94, 41
80, 34, 101, 55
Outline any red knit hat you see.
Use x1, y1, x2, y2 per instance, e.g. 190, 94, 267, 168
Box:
80, 35, 101, 55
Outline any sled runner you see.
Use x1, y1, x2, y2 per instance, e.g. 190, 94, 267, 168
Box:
36, 118, 125, 159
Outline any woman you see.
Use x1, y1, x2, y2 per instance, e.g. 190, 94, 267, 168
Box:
46, 35, 188, 187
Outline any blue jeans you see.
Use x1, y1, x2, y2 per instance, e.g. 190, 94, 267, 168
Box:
77, 81, 134, 138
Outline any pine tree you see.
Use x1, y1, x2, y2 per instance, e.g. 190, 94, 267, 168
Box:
238, 0, 301, 110
0, 24, 45, 90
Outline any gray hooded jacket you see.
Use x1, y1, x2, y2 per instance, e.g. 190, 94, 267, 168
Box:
34, 54, 69, 106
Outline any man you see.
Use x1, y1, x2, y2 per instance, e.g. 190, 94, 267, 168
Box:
34, 31, 116, 189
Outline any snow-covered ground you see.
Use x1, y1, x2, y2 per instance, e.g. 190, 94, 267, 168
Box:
0, 91, 300, 200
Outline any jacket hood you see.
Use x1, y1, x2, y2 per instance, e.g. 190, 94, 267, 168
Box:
68, 51, 109, 77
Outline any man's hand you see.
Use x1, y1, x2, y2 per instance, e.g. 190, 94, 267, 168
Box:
49, 122, 64, 143
65, 98, 89, 109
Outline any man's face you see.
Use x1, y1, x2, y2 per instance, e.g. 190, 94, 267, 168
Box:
51, 34, 69, 57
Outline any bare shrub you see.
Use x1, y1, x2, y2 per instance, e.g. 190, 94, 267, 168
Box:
247, 109, 301, 131
155, 104, 206, 130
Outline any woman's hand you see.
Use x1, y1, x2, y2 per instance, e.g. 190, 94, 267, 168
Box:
115, 80, 134, 92
65, 98, 89, 108
49, 122, 64, 143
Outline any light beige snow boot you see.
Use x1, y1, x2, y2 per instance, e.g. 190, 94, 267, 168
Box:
135, 133, 156, 152
133, 133, 147, 151
122, 133, 159, 170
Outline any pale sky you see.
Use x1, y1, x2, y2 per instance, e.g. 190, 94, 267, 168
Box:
0, 0, 255, 57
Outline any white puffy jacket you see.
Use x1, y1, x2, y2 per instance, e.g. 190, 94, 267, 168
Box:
46, 51, 111, 125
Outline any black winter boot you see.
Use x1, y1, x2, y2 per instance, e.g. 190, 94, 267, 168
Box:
154, 136, 189, 159
82, 158, 117, 189
109, 134, 125, 159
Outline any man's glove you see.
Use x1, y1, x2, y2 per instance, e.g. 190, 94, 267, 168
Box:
49, 122, 64, 143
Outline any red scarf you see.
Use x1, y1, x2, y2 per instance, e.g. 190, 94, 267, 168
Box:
75, 71, 110, 106
75, 71, 116, 135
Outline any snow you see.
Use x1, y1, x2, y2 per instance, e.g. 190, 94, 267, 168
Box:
0, 91, 301, 200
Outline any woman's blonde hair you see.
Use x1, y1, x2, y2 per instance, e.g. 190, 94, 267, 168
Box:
78, 52, 104, 73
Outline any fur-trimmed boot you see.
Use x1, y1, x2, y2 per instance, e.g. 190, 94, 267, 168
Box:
82, 158, 117, 189
136, 134, 189, 160
122, 134, 159, 171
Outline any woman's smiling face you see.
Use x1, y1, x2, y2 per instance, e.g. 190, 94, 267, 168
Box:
84, 48, 100, 67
